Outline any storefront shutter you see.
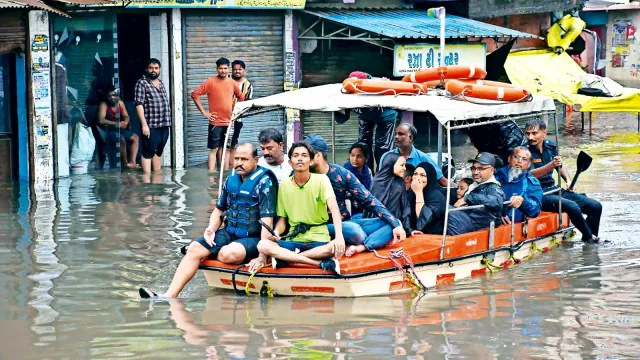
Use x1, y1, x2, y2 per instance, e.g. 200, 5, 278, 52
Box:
0, 11, 26, 55
184, 11, 285, 167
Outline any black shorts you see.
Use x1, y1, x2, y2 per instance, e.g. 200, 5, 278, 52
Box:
208, 124, 228, 149
141, 126, 170, 159
194, 228, 259, 263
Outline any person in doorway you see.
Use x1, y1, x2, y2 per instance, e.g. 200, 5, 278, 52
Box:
304, 134, 406, 257
227, 60, 255, 169
379, 123, 452, 187
96, 86, 139, 169
495, 146, 542, 224
344, 142, 372, 217
250, 141, 343, 274
408, 162, 447, 235
450, 153, 506, 234
525, 119, 602, 242
191, 57, 245, 173
257, 128, 292, 182
139, 143, 277, 299
334, 71, 398, 170
134, 58, 172, 174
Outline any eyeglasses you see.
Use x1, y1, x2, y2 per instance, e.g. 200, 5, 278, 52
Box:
470, 165, 492, 172
512, 155, 530, 162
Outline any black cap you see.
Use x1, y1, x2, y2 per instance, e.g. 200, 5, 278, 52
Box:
468, 152, 496, 167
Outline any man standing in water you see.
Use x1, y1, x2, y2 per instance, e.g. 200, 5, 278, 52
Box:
134, 58, 171, 174
191, 57, 245, 172
139, 143, 277, 298
249, 142, 343, 274
227, 60, 254, 169
525, 119, 602, 242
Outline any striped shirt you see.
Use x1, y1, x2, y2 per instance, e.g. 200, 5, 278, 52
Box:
232, 78, 253, 108
134, 75, 171, 128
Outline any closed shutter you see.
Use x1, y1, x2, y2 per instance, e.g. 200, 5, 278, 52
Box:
300, 40, 393, 153
0, 11, 26, 55
184, 11, 285, 166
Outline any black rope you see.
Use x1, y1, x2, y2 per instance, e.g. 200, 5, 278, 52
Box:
231, 264, 246, 296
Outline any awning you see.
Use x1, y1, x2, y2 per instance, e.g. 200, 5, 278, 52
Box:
0, 0, 69, 16
505, 50, 640, 113
301, 9, 539, 41
233, 84, 555, 126
55, 0, 113, 4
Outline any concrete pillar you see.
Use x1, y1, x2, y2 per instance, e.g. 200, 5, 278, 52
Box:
149, 13, 173, 167
284, 10, 301, 150
27, 11, 54, 187
170, 9, 184, 169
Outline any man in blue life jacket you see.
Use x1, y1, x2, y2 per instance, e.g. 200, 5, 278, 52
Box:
525, 119, 602, 243
139, 143, 277, 298
495, 146, 542, 224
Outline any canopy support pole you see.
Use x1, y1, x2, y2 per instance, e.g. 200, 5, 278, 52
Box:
553, 111, 563, 229
437, 123, 443, 169
331, 112, 336, 162
440, 124, 452, 260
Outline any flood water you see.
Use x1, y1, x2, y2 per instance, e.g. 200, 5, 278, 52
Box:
2, 113, 640, 359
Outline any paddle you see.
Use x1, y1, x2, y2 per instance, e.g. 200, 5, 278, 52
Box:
569, 151, 593, 190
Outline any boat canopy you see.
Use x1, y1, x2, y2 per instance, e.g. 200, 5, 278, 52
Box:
232, 83, 556, 126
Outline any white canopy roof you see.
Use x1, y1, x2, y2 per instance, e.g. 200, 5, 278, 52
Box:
233, 84, 556, 126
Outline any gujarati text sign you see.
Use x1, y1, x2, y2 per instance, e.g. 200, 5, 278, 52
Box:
394, 43, 486, 77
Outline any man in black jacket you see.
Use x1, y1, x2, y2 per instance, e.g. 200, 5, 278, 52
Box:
450, 152, 506, 234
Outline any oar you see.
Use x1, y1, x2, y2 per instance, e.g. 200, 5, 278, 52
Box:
569, 151, 593, 190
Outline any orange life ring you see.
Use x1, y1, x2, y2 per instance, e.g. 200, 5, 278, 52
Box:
445, 79, 530, 101
456, 79, 519, 88
402, 65, 487, 83
342, 78, 428, 95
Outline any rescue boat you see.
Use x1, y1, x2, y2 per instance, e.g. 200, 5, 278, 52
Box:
401, 65, 487, 83
342, 78, 428, 95
199, 212, 575, 297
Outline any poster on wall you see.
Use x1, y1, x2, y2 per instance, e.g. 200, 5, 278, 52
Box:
613, 20, 630, 46
30, 33, 53, 180
393, 43, 487, 77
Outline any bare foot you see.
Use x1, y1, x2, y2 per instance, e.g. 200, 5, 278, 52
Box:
345, 245, 366, 257
126, 162, 139, 169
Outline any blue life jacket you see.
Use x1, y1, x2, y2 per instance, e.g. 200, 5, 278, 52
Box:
225, 166, 277, 238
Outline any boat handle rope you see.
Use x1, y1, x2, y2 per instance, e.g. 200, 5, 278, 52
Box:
341, 84, 428, 96
373, 248, 427, 291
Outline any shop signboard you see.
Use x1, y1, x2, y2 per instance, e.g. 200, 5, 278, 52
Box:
393, 43, 487, 77
106, 0, 305, 8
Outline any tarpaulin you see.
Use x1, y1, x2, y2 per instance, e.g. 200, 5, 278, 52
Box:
505, 49, 640, 113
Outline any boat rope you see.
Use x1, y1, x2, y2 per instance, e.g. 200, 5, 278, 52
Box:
231, 264, 245, 295
245, 263, 265, 296
447, 90, 533, 105
373, 248, 427, 291
341, 85, 427, 96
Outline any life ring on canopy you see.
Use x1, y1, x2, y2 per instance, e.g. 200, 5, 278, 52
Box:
445, 79, 531, 102
402, 65, 487, 83
425, 79, 513, 89
342, 78, 428, 95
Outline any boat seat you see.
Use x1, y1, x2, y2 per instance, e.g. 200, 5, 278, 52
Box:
200, 212, 568, 276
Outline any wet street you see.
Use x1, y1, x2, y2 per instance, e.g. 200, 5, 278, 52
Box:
2, 113, 640, 359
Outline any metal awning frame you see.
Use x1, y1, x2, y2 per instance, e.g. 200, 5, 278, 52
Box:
298, 11, 396, 51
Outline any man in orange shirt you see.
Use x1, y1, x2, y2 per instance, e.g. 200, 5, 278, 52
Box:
191, 57, 245, 172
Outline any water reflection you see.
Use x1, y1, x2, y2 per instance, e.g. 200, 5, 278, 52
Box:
2, 117, 640, 358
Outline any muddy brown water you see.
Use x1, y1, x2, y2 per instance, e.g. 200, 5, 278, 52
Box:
2, 114, 640, 359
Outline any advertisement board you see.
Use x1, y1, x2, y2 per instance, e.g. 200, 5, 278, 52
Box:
394, 43, 487, 76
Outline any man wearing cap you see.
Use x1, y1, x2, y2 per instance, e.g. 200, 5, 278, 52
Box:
451, 152, 506, 234
334, 71, 398, 170
379, 123, 452, 187
304, 134, 406, 254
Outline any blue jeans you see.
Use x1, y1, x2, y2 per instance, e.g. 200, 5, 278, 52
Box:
327, 218, 393, 251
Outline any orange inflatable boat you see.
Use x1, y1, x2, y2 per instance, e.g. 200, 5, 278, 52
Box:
199, 212, 574, 297
402, 65, 487, 83
446, 79, 531, 102
342, 78, 428, 95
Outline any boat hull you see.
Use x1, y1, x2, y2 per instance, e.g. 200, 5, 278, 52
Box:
200, 225, 576, 298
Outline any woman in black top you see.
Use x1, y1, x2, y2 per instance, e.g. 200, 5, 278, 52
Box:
407, 162, 447, 235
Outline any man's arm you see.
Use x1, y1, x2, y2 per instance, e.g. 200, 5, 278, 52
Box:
233, 82, 245, 102
529, 161, 555, 178
96, 102, 116, 127
120, 101, 130, 127
327, 196, 345, 258
191, 81, 217, 122
134, 81, 150, 137
466, 185, 506, 212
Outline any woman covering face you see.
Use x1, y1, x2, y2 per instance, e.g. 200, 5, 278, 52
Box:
407, 162, 448, 235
